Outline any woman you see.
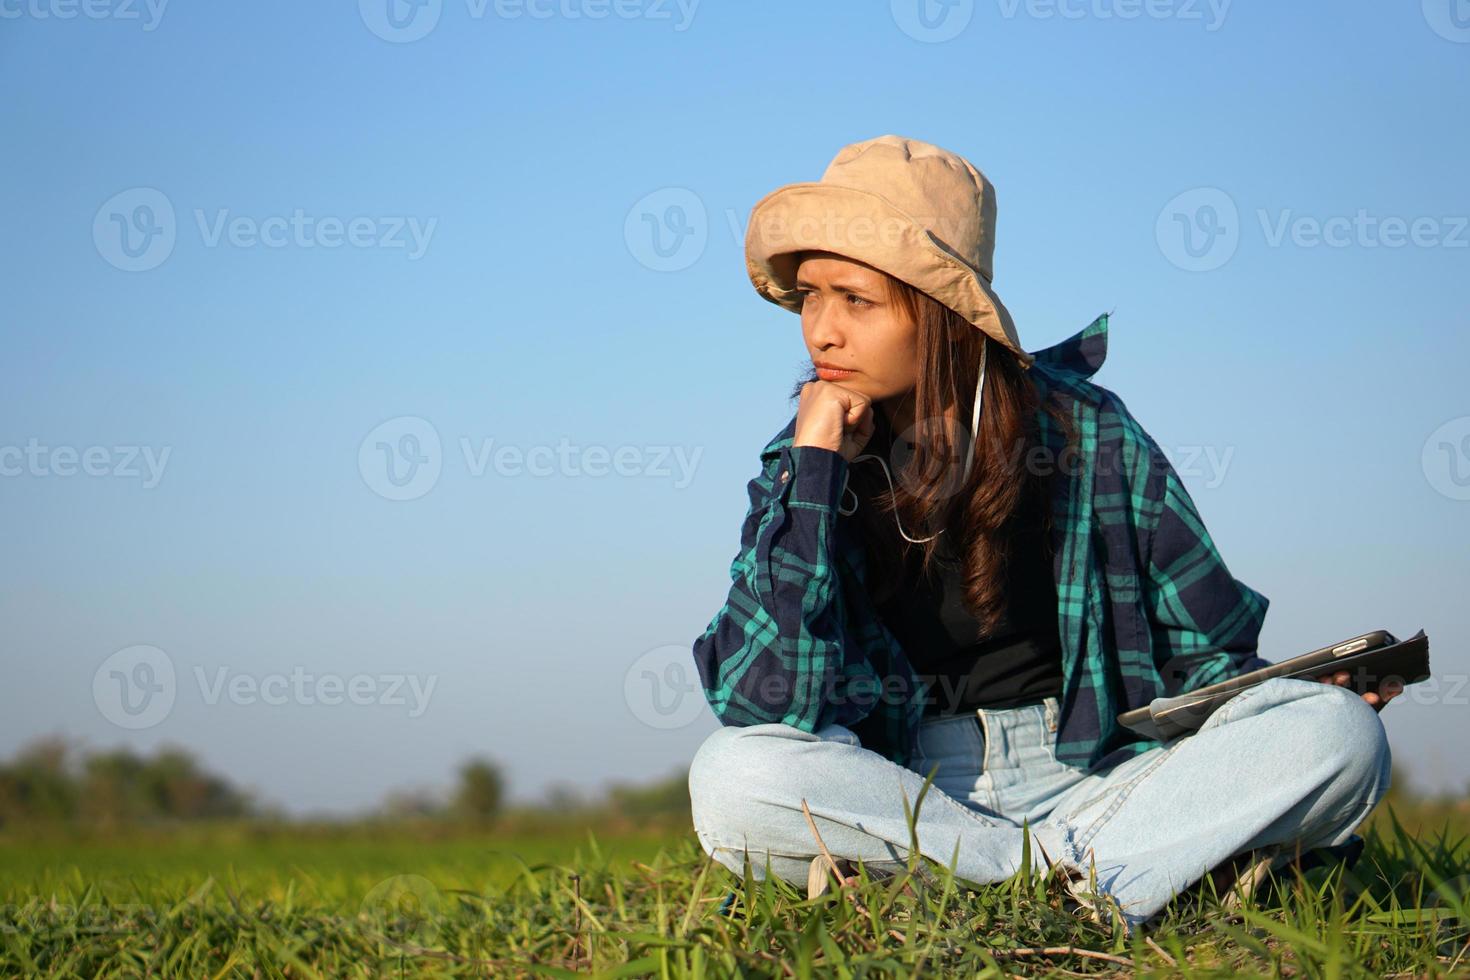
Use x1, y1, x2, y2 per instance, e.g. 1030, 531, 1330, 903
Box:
687, 135, 1400, 933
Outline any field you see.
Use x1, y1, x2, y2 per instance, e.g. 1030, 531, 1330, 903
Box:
2, 802, 1468, 978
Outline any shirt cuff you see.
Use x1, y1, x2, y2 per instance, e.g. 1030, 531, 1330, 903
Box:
778, 445, 848, 508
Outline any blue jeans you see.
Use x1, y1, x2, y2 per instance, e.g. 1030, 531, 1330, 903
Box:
688, 676, 1392, 928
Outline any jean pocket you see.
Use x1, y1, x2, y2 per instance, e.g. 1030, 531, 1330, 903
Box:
917, 715, 983, 764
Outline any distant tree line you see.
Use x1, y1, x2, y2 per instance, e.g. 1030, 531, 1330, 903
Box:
0, 737, 693, 831
0, 737, 253, 828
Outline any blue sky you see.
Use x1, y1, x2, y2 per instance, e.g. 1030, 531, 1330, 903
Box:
1, 1, 1467, 814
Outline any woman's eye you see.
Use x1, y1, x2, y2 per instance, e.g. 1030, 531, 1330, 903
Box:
794, 289, 870, 308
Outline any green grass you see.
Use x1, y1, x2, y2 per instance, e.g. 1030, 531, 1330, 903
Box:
2, 804, 1467, 977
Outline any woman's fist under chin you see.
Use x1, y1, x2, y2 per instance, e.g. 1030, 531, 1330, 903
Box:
793, 380, 877, 463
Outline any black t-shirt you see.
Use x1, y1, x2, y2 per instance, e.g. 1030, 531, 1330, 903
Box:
865, 416, 1065, 716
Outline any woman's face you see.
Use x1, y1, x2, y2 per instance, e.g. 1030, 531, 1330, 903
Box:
794, 252, 919, 414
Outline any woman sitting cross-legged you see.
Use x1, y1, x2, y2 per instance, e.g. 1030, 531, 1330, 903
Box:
687, 135, 1397, 935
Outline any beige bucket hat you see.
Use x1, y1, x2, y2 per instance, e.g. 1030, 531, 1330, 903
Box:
745, 134, 1032, 368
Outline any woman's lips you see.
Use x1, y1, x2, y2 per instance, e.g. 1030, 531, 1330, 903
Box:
815, 365, 857, 380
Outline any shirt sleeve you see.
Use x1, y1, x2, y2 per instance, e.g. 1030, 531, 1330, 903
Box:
690, 443, 854, 731
1141, 443, 1273, 696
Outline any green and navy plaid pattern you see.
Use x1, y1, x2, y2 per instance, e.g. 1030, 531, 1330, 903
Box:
691, 312, 1272, 772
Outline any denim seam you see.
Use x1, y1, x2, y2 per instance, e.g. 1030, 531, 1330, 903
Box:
1070, 739, 1187, 853
901, 767, 1006, 828
976, 710, 993, 774
696, 774, 1007, 863
1207, 675, 1285, 724
974, 711, 999, 811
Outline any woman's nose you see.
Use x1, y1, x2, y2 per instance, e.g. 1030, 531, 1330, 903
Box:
803, 304, 844, 350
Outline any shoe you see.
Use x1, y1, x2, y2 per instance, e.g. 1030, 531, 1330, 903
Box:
1218, 850, 1279, 911
1216, 834, 1366, 911
1059, 866, 1142, 937
807, 856, 858, 899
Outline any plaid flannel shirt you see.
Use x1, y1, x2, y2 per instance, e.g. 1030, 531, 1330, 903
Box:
691, 312, 1273, 772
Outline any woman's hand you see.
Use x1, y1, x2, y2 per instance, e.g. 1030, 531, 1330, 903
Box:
793, 381, 876, 463
1310, 670, 1405, 712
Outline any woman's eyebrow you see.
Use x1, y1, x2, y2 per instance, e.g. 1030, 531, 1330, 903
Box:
794, 277, 873, 294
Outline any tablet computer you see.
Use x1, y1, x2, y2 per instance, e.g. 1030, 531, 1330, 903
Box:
1117, 628, 1430, 741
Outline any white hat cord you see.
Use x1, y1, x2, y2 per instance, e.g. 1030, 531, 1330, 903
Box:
837, 342, 987, 544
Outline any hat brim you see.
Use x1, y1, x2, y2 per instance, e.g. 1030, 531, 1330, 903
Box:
744, 181, 1034, 367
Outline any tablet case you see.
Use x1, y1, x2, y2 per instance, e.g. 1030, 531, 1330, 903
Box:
1117, 629, 1430, 741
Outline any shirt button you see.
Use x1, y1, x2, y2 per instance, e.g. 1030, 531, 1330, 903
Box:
779, 469, 790, 482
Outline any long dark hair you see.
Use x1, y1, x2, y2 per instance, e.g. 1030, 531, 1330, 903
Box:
787, 273, 1077, 634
